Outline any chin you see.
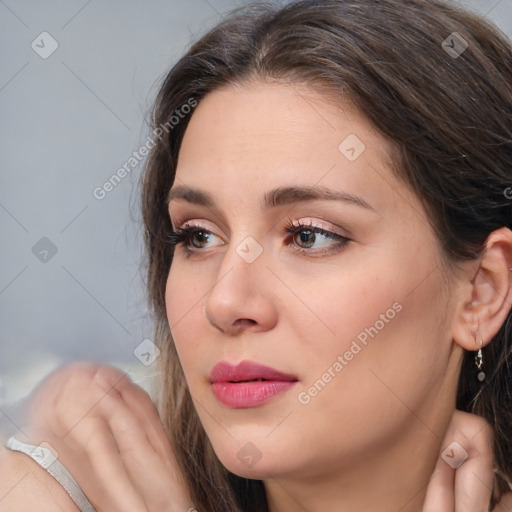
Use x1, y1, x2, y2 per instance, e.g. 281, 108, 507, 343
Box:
225, 463, 270, 480
222, 456, 290, 481
211, 440, 295, 481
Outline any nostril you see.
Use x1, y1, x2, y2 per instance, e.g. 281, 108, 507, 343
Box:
236, 319, 257, 326
233, 318, 257, 332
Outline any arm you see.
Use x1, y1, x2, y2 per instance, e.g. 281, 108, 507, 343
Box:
0, 445, 80, 512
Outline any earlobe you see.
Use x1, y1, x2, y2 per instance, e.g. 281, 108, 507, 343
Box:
452, 227, 512, 352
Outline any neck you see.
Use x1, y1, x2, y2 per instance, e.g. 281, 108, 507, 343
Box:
264, 382, 458, 512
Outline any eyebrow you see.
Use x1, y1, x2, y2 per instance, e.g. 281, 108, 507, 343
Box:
167, 184, 375, 212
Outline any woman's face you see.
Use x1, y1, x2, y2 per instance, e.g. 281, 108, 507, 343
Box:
165, 81, 463, 483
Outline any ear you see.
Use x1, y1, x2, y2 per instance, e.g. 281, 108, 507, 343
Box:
452, 227, 512, 351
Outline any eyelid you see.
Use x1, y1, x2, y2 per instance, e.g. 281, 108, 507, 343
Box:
173, 217, 349, 237
177, 220, 225, 239
172, 218, 351, 241
169, 206, 230, 236
286, 218, 349, 237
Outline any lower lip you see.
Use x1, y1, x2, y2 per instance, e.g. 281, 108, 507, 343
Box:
211, 380, 297, 408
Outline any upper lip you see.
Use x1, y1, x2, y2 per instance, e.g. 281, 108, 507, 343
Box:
209, 360, 298, 383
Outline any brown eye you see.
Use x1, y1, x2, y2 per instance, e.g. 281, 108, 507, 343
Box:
167, 225, 224, 253
285, 222, 351, 256
294, 229, 317, 248
190, 230, 211, 248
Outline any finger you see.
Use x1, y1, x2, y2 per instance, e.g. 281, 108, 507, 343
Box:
98, 390, 174, 476
97, 373, 193, 509
455, 467, 492, 512
96, 388, 191, 510
422, 449, 455, 512
439, 410, 493, 512
63, 416, 149, 512
96, 387, 158, 464
104, 372, 174, 462
454, 426, 493, 512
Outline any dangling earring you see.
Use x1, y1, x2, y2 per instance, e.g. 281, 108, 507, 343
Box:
475, 336, 485, 382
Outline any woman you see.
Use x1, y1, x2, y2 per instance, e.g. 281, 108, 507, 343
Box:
1, 0, 511, 510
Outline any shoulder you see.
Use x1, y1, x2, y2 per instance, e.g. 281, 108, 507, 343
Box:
0, 445, 80, 512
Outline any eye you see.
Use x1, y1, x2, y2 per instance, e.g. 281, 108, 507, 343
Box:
166, 219, 351, 257
284, 219, 351, 255
167, 224, 224, 251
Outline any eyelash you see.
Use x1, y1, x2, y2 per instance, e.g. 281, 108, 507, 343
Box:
166, 219, 351, 258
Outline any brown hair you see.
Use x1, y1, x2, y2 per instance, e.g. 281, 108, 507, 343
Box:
140, 1, 512, 510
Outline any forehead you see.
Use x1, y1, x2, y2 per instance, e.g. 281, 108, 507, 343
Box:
174, 81, 408, 217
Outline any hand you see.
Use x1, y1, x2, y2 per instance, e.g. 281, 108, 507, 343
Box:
423, 409, 506, 512
15, 363, 194, 512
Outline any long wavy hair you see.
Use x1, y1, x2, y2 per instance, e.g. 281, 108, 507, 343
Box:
140, 1, 512, 510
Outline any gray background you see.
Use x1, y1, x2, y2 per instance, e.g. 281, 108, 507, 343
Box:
1, 0, 511, 409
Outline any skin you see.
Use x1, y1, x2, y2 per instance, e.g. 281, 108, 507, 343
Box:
166, 80, 512, 512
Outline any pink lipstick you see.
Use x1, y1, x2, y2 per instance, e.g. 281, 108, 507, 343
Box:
209, 360, 298, 408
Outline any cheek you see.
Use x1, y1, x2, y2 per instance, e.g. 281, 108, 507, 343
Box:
295, 263, 449, 438
283, 257, 406, 363
165, 262, 190, 323
165, 262, 207, 377
295, 277, 403, 398
165, 260, 215, 394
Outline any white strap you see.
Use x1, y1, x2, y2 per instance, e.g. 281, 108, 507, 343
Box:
5, 435, 96, 512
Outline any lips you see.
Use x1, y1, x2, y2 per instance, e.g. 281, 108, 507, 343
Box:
209, 360, 298, 384
209, 360, 298, 408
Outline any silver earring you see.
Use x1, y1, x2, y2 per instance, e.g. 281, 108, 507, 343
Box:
475, 339, 485, 382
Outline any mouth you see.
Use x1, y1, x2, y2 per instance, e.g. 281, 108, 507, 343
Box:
228, 378, 269, 382
209, 360, 298, 408
209, 360, 298, 384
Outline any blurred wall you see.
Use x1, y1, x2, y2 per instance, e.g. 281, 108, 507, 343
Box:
1, 0, 511, 407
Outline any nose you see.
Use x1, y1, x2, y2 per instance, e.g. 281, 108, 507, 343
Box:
203, 239, 278, 336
